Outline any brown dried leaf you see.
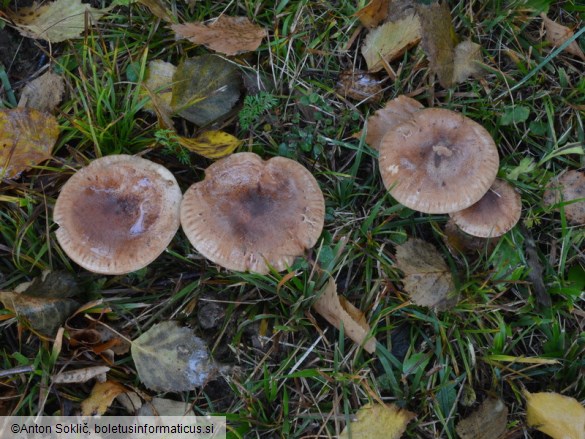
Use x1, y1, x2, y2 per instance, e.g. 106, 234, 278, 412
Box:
541, 14, 585, 61
339, 403, 416, 439
52, 366, 110, 384
525, 390, 585, 439
81, 380, 127, 416
172, 16, 266, 56
337, 70, 383, 103
365, 95, 424, 150
453, 40, 484, 83
313, 277, 377, 354
355, 0, 390, 29
395, 238, 457, 310
417, 1, 456, 87
361, 14, 421, 72
0, 108, 59, 179
456, 398, 509, 439
18, 71, 65, 113
137, 0, 173, 23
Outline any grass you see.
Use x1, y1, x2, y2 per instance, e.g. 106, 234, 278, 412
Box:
1, 0, 584, 437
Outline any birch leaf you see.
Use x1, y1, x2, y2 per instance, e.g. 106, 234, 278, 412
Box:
339, 403, 416, 439
541, 14, 585, 61
456, 398, 509, 439
313, 277, 377, 354
525, 390, 585, 439
355, 0, 390, 29
141, 60, 176, 125
81, 381, 127, 416
177, 130, 241, 159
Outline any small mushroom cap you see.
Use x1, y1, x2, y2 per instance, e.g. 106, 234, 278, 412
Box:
379, 108, 499, 213
54, 155, 182, 274
543, 170, 585, 225
180, 152, 325, 274
450, 179, 521, 238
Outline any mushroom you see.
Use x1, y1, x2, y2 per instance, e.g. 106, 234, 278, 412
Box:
543, 169, 585, 225
450, 179, 521, 238
378, 108, 499, 213
180, 152, 325, 274
53, 155, 182, 274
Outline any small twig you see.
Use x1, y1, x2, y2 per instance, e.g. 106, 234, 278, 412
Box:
0, 365, 34, 378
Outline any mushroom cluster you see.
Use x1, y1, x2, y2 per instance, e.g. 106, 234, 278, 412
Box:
371, 97, 521, 239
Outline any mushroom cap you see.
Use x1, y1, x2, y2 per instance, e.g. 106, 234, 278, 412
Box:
378, 108, 499, 213
543, 170, 585, 225
450, 179, 521, 238
54, 155, 182, 274
180, 152, 325, 274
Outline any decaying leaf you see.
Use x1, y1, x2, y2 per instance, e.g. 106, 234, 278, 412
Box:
81, 380, 127, 416
365, 95, 424, 150
18, 71, 65, 113
52, 366, 110, 384
131, 321, 218, 392
17, 270, 80, 299
141, 60, 176, 125
361, 14, 422, 72
116, 391, 143, 414
177, 130, 241, 159
395, 238, 457, 310
0, 108, 59, 179
453, 40, 484, 83
336, 70, 383, 103
9, 0, 111, 43
417, 1, 456, 87
355, 0, 390, 29
456, 397, 509, 439
313, 277, 377, 354
525, 390, 585, 439
172, 16, 266, 56
541, 14, 585, 61
339, 403, 416, 439
138, 397, 195, 416
111, 0, 172, 22
171, 55, 242, 126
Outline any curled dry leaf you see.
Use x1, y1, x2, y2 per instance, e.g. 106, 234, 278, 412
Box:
81, 380, 127, 416
541, 14, 585, 61
18, 71, 65, 113
337, 70, 383, 103
455, 397, 509, 439
365, 95, 424, 150
8, 0, 110, 43
339, 403, 416, 439
395, 238, 457, 311
312, 277, 377, 354
361, 14, 422, 72
525, 390, 585, 439
52, 366, 110, 384
0, 108, 59, 179
354, 0, 390, 29
177, 130, 242, 159
172, 16, 266, 56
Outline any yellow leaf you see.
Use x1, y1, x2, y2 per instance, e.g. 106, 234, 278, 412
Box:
177, 131, 241, 159
525, 390, 585, 439
312, 277, 377, 354
339, 403, 415, 439
541, 14, 585, 61
361, 14, 421, 72
8, 0, 111, 43
0, 108, 59, 179
81, 380, 127, 416
354, 0, 390, 29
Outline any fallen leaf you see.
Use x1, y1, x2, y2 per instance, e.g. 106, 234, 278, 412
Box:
365, 95, 424, 150
52, 366, 110, 384
131, 321, 218, 392
18, 71, 65, 113
456, 397, 509, 439
138, 397, 195, 416
355, 0, 390, 29
19, 270, 80, 299
525, 390, 585, 439
541, 14, 585, 61
111, 0, 173, 22
172, 16, 266, 56
395, 238, 457, 310
171, 55, 242, 126
339, 403, 416, 439
361, 14, 421, 72
177, 130, 241, 159
453, 40, 484, 83
116, 391, 143, 414
500, 105, 530, 126
336, 70, 383, 103
0, 108, 59, 179
417, 1, 457, 87
312, 277, 377, 354
141, 60, 176, 126
81, 380, 127, 416
9, 0, 111, 43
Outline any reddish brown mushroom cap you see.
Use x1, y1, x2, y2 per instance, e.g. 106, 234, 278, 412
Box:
180, 152, 325, 274
543, 170, 585, 225
379, 108, 499, 213
54, 155, 182, 274
450, 179, 521, 238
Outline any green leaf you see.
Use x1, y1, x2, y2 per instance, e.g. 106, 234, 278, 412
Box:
500, 105, 530, 126
171, 55, 241, 126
